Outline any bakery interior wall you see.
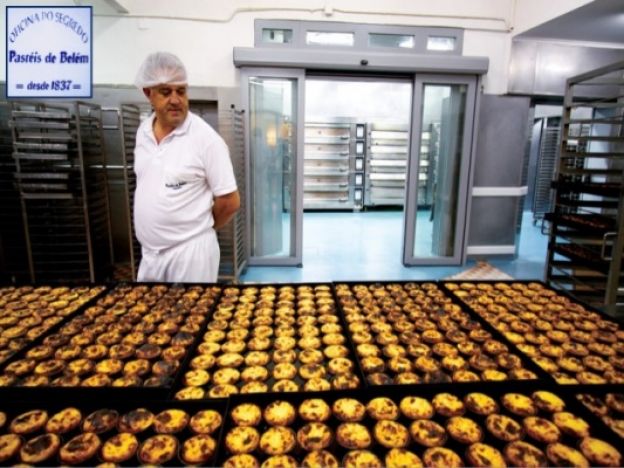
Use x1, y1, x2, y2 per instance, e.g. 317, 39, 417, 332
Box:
0, 0, 604, 282
1, 0, 595, 92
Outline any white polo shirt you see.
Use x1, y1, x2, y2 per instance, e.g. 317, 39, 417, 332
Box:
133, 111, 237, 252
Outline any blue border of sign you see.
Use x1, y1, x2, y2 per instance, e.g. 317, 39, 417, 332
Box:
5, 5, 93, 99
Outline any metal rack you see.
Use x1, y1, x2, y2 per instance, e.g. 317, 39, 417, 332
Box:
545, 60, 624, 316
9, 101, 114, 282
117, 104, 144, 280
0, 103, 29, 282
365, 122, 409, 207
217, 106, 248, 282
303, 121, 355, 210
532, 118, 560, 223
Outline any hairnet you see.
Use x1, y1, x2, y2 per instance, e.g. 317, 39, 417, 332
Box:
135, 52, 188, 88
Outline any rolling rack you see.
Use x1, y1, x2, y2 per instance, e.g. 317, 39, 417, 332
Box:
303, 121, 355, 210
9, 101, 114, 282
532, 117, 560, 224
216, 105, 248, 282
117, 103, 144, 280
0, 103, 30, 282
545, 60, 624, 316
364, 122, 409, 207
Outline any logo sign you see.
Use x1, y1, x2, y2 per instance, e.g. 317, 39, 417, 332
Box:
6, 6, 92, 98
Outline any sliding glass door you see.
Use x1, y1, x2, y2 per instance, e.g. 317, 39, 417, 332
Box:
403, 75, 477, 265
242, 68, 305, 266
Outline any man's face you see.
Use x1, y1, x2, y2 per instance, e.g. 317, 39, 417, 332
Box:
145, 84, 189, 129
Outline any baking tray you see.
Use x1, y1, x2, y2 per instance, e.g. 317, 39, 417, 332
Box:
333, 280, 550, 385
0, 397, 227, 467
13, 141, 69, 152
217, 380, 623, 467
12, 152, 70, 162
440, 279, 624, 329
171, 282, 366, 399
544, 212, 615, 234
171, 282, 366, 400
572, 389, 624, 440
551, 243, 612, 275
551, 180, 621, 198
440, 280, 624, 388
0, 284, 108, 367
0, 283, 221, 401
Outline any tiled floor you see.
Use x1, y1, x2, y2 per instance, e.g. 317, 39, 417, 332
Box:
239, 210, 548, 283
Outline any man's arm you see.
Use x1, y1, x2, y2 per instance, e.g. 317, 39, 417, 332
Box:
213, 190, 240, 230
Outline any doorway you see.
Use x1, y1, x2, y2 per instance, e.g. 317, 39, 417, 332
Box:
303, 75, 412, 270
242, 68, 479, 268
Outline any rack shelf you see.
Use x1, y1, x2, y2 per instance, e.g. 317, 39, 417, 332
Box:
9, 101, 115, 283
545, 60, 624, 316
364, 122, 410, 208
303, 121, 364, 210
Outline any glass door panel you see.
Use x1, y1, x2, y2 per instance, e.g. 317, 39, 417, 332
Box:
243, 69, 304, 265
404, 76, 477, 265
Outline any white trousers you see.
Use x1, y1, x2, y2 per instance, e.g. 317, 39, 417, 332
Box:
137, 230, 220, 283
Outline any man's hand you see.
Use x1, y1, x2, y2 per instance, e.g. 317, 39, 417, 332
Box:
213, 190, 240, 229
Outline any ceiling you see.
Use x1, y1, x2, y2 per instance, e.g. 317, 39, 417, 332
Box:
516, 0, 624, 45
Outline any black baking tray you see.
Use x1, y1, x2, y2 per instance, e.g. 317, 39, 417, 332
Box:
0, 397, 228, 466
439, 279, 624, 389
440, 279, 624, 329
171, 282, 367, 400
546, 281, 624, 327
96, 281, 222, 399
544, 212, 615, 234
551, 180, 621, 198
0, 282, 221, 401
550, 243, 612, 275
543, 282, 624, 391
332, 280, 551, 385
570, 388, 624, 440
0, 283, 108, 367
217, 380, 623, 466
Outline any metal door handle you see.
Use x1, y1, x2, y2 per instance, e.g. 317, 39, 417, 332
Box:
601, 231, 617, 260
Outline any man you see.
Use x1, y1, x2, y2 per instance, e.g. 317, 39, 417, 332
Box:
133, 52, 240, 282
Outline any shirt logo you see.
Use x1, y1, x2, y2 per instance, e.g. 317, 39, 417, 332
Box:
165, 181, 187, 190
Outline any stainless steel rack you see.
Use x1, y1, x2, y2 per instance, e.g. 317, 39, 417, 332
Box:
365, 122, 409, 207
0, 103, 30, 282
118, 104, 144, 280
9, 101, 114, 282
303, 121, 358, 210
532, 118, 560, 223
545, 60, 624, 316
216, 106, 248, 282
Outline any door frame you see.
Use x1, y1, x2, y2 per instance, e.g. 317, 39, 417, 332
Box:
403, 73, 479, 265
240, 67, 305, 266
